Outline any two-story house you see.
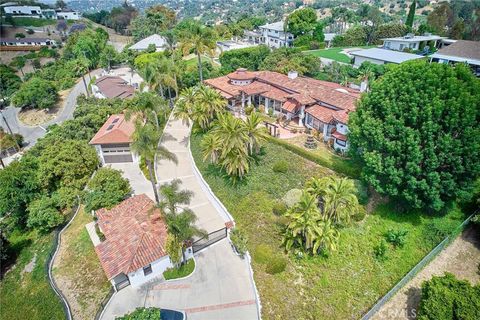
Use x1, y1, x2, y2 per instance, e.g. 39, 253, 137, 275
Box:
259, 21, 294, 49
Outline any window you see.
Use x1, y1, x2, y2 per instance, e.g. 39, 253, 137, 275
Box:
336, 139, 347, 147
143, 264, 152, 276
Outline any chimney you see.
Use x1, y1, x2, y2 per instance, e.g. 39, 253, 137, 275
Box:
288, 70, 298, 80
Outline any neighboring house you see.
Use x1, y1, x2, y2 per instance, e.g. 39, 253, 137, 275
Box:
3, 5, 80, 20
129, 34, 167, 52
0, 37, 56, 51
259, 21, 294, 48
91, 194, 184, 289
350, 48, 423, 67
56, 10, 80, 20
244, 30, 263, 44
3, 5, 42, 16
382, 33, 444, 52
430, 40, 480, 77
205, 68, 360, 151
217, 39, 257, 52
92, 75, 135, 99
89, 114, 138, 164
324, 33, 336, 48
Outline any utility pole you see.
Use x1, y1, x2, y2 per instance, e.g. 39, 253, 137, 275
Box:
0, 102, 21, 151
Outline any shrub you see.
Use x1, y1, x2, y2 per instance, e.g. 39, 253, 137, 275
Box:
272, 201, 287, 216
253, 244, 274, 264
353, 179, 369, 205
272, 160, 289, 173
12, 77, 58, 109
84, 168, 132, 212
265, 255, 287, 274
352, 206, 366, 222
117, 307, 161, 320
282, 188, 302, 208
15, 33, 25, 38
230, 228, 248, 258
26, 196, 63, 232
385, 229, 408, 248
373, 240, 388, 261
417, 273, 480, 320
245, 106, 254, 115
26, 29, 34, 34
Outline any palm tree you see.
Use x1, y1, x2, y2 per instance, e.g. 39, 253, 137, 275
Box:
244, 112, 268, 155
195, 86, 226, 122
174, 87, 197, 126
357, 64, 374, 92
307, 176, 359, 225
179, 21, 217, 82
156, 56, 179, 104
283, 191, 339, 254
165, 208, 206, 264
210, 112, 249, 160
130, 123, 177, 204
201, 133, 221, 164
158, 179, 194, 215
221, 149, 250, 178
124, 92, 169, 130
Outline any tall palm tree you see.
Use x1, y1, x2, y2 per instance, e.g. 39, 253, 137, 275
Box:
130, 123, 177, 204
283, 191, 339, 254
357, 64, 374, 92
124, 92, 169, 130
244, 112, 268, 155
201, 133, 221, 164
158, 179, 194, 215
210, 112, 249, 160
307, 176, 359, 225
156, 56, 179, 103
173, 87, 197, 126
195, 86, 226, 122
165, 208, 207, 264
179, 22, 217, 82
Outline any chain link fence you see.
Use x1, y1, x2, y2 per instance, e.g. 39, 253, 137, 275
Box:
361, 211, 478, 320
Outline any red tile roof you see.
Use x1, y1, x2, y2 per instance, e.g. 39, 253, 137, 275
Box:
331, 129, 347, 141
227, 68, 256, 80
305, 104, 338, 123
204, 69, 359, 116
282, 100, 298, 113
89, 114, 136, 145
95, 75, 135, 99
95, 194, 169, 279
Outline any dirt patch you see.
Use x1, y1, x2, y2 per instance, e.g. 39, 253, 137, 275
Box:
371, 226, 480, 320
20, 254, 36, 277
17, 88, 69, 126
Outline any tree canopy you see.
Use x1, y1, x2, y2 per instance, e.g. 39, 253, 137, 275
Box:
11, 77, 58, 109
84, 168, 131, 212
219, 45, 270, 73
349, 61, 480, 211
0, 64, 22, 101
260, 47, 321, 77
130, 5, 176, 41
287, 7, 318, 37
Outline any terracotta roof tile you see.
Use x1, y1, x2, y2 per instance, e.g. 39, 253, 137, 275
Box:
89, 114, 136, 145
305, 104, 337, 123
95, 75, 135, 99
95, 194, 169, 279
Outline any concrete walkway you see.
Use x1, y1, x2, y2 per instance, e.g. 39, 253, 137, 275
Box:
107, 162, 155, 202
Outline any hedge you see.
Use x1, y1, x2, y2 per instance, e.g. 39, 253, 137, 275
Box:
266, 136, 361, 178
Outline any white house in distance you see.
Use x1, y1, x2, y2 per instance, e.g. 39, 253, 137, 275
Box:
217, 39, 258, 53
89, 114, 138, 164
350, 48, 424, 67
56, 10, 80, 20
129, 34, 167, 52
382, 33, 444, 52
259, 21, 294, 48
3, 5, 80, 20
88, 194, 191, 289
0, 37, 56, 50
430, 40, 480, 77
3, 5, 41, 15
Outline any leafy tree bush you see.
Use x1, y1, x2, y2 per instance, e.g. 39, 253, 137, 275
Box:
253, 244, 274, 264
165, 234, 182, 266
260, 47, 321, 77
219, 45, 270, 73
373, 240, 388, 261
332, 25, 367, 46
130, 5, 176, 41
0, 64, 22, 100
287, 7, 318, 37
26, 196, 63, 232
265, 255, 287, 274
349, 61, 480, 212
0, 230, 11, 264
117, 307, 161, 320
418, 273, 480, 320
385, 229, 408, 248
84, 168, 131, 212
272, 160, 289, 173
12, 77, 58, 109
230, 228, 248, 258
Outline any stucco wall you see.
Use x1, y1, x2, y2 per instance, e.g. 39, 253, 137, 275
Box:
128, 256, 173, 287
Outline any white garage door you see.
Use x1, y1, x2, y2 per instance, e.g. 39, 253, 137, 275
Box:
102, 144, 133, 163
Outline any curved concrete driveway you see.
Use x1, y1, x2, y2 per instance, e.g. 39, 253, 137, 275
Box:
101, 116, 260, 320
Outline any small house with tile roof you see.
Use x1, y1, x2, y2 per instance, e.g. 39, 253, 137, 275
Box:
89, 114, 138, 164
92, 75, 135, 99
204, 68, 361, 151
91, 194, 182, 289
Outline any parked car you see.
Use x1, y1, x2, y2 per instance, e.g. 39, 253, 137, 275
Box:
160, 309, 186, 320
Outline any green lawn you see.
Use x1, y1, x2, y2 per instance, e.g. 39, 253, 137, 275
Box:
190, 133, 466, 320
0, 230, 65, 320
305, 46, 375, 63
52, 207, 111, 320
163, 259, 195, 280
2, 17, 57, 27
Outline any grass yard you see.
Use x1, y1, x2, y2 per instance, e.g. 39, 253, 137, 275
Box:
190, 133, 467, 319
163, 259, 195, 280
0, 230, 65, 320
2, 17, 57, 27
52, 207, 111, 320
305, 46, 375, 63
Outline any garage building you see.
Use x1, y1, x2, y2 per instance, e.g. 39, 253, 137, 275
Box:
89, 114, 138, 164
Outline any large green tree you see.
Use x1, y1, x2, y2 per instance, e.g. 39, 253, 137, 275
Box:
406, 0, 416, 30
349, 61, 480, 211
287, 7, 318, 37
219, 45, 270, 73
0, 64, 22, 101
12, 77, 58, 109
84, 167, 131, 212
260, 47, 321, 77
130, 5, 176, 41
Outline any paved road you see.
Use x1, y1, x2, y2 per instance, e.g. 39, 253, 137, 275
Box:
101, 115, 260, 320
0, 69, 101, 148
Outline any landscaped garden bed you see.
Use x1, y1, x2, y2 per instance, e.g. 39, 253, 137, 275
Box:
163, 259, 195, 280
190, 133, 467, 319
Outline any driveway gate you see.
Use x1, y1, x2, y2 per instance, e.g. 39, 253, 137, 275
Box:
192, 227, 227, 253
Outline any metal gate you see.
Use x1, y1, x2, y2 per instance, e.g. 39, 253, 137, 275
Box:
112, 273, 130, 291
192, 227, 227, 253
